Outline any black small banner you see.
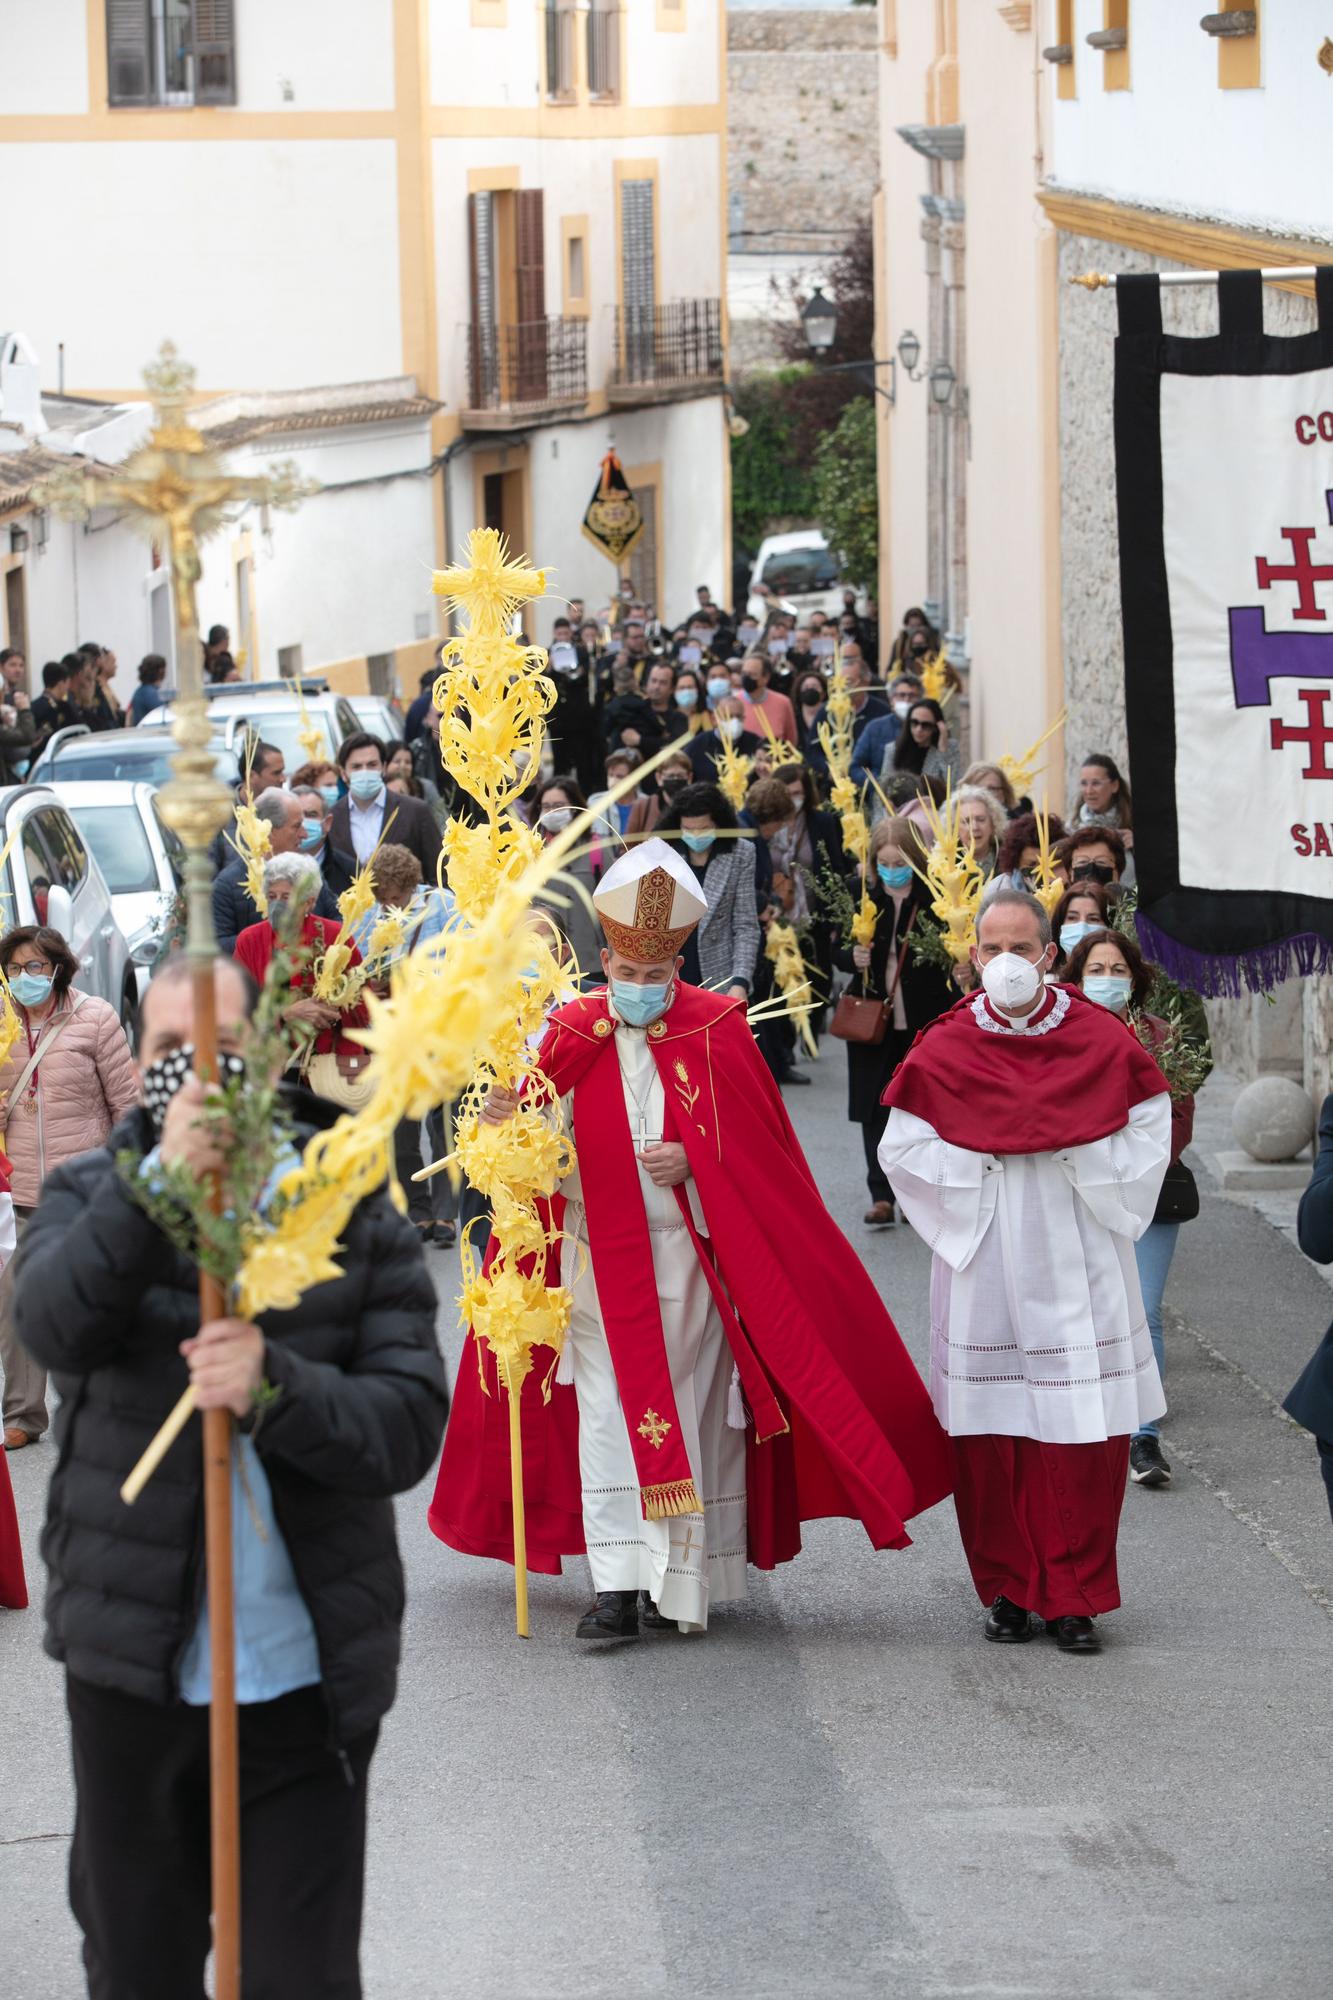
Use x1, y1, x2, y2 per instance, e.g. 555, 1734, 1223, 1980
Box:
581, 449, 645, 566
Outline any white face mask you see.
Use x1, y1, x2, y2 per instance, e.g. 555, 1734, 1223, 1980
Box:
539, 806, 573, 831
720, 716, 743, 741
980, 950, 1043, 1015
892, 699, 913, 719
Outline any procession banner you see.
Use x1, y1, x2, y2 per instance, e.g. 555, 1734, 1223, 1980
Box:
580, 449, 644, 567
1115, 265, 1333, 993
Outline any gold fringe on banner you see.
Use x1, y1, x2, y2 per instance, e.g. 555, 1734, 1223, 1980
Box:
642, 1479, 704, 1520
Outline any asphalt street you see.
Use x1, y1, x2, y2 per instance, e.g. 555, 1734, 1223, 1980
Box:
3, 1048, 1331, 2000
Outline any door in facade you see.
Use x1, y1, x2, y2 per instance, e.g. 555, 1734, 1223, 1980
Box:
625, 482, 660, 616
483, 469, 526, 556
468, 187, 547, 408
3, 566, 27, 665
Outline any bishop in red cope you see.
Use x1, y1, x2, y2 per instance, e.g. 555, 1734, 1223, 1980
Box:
879, 891, 1171, 1654
430, 838, 951, 1642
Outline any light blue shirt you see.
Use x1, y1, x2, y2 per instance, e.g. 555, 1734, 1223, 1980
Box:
178, 1436, 321, 1706
135, 1145, 320, 1705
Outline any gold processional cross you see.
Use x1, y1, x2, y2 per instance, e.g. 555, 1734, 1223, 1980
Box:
35, 342, 311, 884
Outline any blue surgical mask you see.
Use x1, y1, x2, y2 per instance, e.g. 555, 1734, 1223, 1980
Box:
10, 971, 53, 1009
682, 829, 716, 853
319, 784, 342, 808
348, 771, 384, 804
675, 686, 698, 709
1083, 973, 1132, 1013
11, 760, 28, 779
878, 863, 912, 889
706, 678, 731, 706
1060, 920, 1095, 954
299, 819, 324, 852
611, 978, 672, 1028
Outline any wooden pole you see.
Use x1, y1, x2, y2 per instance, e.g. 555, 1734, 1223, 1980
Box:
191, 948, 241, 2000
507, 1374, 530, 1639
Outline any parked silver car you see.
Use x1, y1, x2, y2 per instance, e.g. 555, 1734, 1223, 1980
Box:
137, 681, 362, 772
0, 786, 138, 1031
58, 781, 184, 1002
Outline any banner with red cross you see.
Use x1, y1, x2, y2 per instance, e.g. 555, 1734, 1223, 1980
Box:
1115, 264, 1333, 993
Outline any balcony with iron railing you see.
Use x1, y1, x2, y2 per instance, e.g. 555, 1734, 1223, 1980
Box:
609, 299, 726, 407
463, 316, 589, 428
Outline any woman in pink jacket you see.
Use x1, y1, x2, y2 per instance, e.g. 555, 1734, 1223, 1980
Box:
0, 925, 141, 1450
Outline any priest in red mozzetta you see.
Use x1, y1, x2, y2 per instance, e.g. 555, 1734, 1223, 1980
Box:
879, 889, 1171, 1655
430, 837, 952, 1641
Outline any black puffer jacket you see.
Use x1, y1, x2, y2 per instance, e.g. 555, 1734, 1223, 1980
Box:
15, 1105, 448, 1745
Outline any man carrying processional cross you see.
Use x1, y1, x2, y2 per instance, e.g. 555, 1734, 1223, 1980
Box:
431, 837, 952, 1640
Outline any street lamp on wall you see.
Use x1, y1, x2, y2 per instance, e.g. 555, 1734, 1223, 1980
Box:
897, 329, 924, 380
799, 285, 838, 354
928, 360, 957, 406
799, 285, 896, 404
8, 523, 29, 555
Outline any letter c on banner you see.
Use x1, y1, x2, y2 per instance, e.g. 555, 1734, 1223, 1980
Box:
1296, 416, 1317, 445
1292, 823, 1313, 856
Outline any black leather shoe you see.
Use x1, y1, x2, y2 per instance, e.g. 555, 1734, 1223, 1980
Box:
575, 1590, 640, 1642
1048, 1615, 1101, 1654
780, 1069, 812, 1086
640, 1591, 679, 1632
983, 1595, 1033, 1643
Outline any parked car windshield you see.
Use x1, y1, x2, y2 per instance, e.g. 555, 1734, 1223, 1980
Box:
69, 805, 159, 895
47, 744, 235, 786
759, 546, 839, 594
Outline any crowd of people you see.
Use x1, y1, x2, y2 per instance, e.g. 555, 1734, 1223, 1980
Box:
2, 580, 1332, 2000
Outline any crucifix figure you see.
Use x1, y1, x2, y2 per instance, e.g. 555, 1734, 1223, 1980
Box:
35, 344, 311, 2000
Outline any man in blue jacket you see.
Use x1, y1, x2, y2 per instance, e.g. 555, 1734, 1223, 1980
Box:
212, 787, 338, 953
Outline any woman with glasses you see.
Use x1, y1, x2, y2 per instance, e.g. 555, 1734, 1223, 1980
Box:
1054, 825, 1127, 896
0, 925, 141, 1452
888, 699, 959, 789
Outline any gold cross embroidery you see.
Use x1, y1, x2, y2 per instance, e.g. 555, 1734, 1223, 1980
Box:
671, 1524, 704, 1565
638, 1407, 672, 1450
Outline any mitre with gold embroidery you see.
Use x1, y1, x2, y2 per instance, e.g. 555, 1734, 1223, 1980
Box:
593, 837, 708, 962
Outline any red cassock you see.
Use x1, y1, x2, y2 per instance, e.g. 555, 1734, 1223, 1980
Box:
429, 982, 953, 1573
0, 1444, 28, 1611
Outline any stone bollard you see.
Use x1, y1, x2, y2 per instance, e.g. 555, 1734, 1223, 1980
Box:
1232, 1074, 1316, 1164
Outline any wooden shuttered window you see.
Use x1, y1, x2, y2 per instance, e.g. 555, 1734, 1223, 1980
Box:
626, 482, 659, 610
106, 0, 152, 105
192, 0, 237, 104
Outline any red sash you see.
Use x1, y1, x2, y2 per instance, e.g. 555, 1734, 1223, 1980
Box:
571, 1047, 702, 1518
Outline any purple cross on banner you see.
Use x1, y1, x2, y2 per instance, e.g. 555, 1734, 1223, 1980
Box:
1229, 607, 1333, 708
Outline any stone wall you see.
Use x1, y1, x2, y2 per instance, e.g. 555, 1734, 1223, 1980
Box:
1054, 225, 1332, 1106
727, 7, 879, 371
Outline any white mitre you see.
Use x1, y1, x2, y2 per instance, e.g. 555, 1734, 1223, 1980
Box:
592, 837, 708, 962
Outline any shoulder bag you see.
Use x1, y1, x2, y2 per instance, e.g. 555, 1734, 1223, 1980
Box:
830, 912, 917, 1046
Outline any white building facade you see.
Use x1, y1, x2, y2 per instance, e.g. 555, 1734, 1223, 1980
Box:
0, 0, 730, 689
873, 1, 1333, 1098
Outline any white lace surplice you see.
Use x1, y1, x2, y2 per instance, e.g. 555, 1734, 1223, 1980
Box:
558, 1022, 747, 1631
878, 992, 1170, 1444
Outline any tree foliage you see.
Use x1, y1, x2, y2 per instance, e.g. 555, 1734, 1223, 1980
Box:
730, 368, 819, 553
812, 398, 878, 590
731, 220, 877, 555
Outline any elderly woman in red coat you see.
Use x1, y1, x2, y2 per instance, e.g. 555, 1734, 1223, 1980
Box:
233, 852, 372, 1109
